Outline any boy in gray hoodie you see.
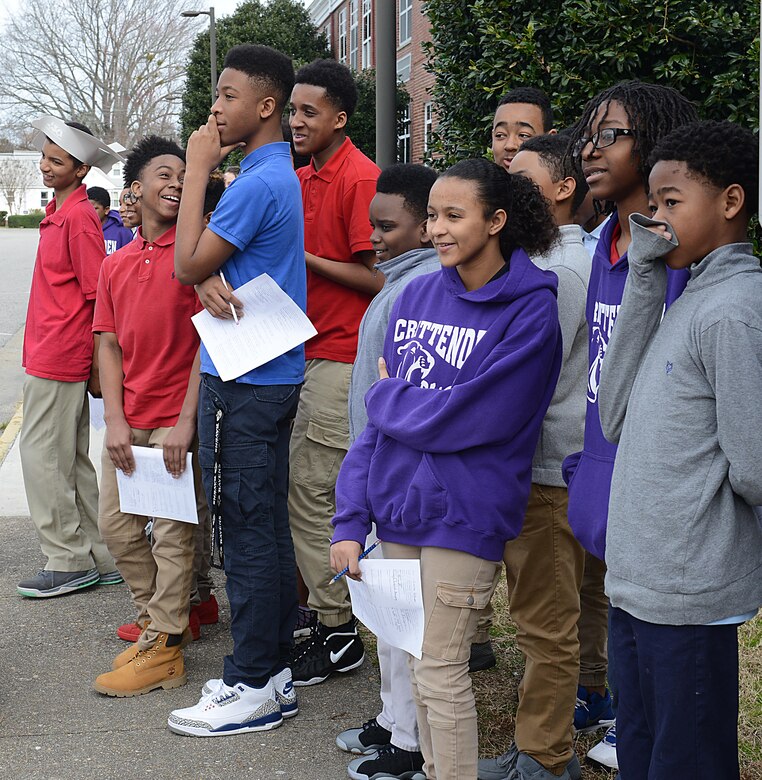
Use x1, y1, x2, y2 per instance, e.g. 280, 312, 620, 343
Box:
598, 120, 762, 780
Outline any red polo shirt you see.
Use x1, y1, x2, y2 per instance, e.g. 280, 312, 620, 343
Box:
23, 185, 105, 382
93, 225, 201, 429
297, 137, 380, 363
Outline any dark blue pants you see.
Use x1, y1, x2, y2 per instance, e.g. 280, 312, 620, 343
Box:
198, 373, 300, 688
610, 606, 740, 780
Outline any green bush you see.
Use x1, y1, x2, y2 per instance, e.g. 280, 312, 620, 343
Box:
8, 212, 44, 228
422, 0, 759, 166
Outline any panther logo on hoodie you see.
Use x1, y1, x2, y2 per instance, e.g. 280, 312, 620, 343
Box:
396, 341, 435, 384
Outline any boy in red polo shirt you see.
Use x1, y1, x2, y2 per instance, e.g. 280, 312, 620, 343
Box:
91, 136, 202, 697
17, 117, 123, 599
287, 59, 381, 686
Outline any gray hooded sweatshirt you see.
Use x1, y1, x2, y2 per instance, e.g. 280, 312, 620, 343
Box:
599, 214, 762, 625
349, 247, 439, 441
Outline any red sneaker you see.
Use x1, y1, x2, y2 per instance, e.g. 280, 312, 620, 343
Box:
116, 619, 149, 642
192, 594, 219, 626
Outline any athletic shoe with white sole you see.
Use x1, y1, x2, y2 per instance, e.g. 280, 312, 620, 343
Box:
291, 617, 365, 686
98, 570, 124, 586
201, 668, 298, 718
168, 679, 282, 737
17, 568, 100, 598
336, 716, 393, 754
573, 685, 615, 734
347, 744, 426, 780
586, 724, 618, 770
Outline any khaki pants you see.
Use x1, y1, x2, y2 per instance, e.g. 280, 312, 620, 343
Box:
384, 542, 501, 780
98, 427, 196, 649
191, 477, 213, 605
503, 484, 585, 774
20, 375, 113, 573
288, 358, 353, 627
578, 550, 609, 688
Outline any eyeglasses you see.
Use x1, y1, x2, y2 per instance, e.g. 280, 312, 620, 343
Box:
572, 128, 635, 158
121, 190, 138, 205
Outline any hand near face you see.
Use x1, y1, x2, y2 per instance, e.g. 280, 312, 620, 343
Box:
187, 115, 242, 173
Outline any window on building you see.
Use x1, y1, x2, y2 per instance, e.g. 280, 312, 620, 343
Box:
324, 22, 332, 54
399, 0, 413, 45
397, 103, 411, 163
350, 0, 359, 70
339, 9, 347, 63
424, 101, 434, 153
40, 190, 49, 208
396, 53, 411, 83
362, 0, 372, 69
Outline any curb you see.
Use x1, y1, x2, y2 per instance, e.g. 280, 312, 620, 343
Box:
0, 401, 22, 466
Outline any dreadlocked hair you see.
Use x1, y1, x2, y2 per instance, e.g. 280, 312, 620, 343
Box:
568, 80, 698, 193
440, 158, 558, 260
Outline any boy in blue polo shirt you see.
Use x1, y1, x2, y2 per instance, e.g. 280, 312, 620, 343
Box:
169, 43, 306, 736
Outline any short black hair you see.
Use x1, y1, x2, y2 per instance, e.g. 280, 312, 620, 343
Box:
294, 59, 358, 117
223, 44, 295, 113
569, 80, 698, 193
518, 133, 589, 214
204, 173, 226, 215
86, 186, 110, 209
123, 135, 185, 187
650, 120, 759, 217
376, 164, 438, 223
497, 87, 554, 133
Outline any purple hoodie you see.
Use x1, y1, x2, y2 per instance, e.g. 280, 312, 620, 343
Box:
102, 211, 134, 255
332, 248, 562, 562
562, 212, 688, 560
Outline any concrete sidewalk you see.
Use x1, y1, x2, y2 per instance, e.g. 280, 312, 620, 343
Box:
0, 424, 380, 780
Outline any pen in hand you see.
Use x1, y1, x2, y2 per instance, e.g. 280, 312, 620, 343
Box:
329, 541, 380, 584
219, 271, 239, 325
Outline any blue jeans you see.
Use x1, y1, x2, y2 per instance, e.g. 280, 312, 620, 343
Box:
198, 373, 300, 688
610, 606, 740, 780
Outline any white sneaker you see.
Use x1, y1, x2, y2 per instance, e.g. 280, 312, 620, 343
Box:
272, 667, 298, 718
587, 724, 618, 770
202, 670, 297, 718
168, 679, 283, 736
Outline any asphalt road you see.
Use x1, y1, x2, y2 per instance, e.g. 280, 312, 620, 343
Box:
0, 228, 38, 427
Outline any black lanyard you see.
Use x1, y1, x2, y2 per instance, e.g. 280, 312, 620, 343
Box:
210, 406, 224, 569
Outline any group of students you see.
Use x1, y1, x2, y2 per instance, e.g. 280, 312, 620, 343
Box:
15, 40, 761, 780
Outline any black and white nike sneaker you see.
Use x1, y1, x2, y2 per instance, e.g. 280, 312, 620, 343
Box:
290, 617, 365, 686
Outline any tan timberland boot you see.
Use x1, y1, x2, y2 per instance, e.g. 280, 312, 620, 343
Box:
112, 624, 193, 670
95, 632, 187, 697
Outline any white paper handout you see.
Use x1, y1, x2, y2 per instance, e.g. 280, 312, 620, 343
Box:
347, 559, 424, 659
192, 273, 317, 382
115, 446, 198, 524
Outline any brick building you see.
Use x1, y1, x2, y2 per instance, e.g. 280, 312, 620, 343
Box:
306, 0, 435, 164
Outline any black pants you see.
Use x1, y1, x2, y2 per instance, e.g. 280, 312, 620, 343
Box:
610, 606, 740, 780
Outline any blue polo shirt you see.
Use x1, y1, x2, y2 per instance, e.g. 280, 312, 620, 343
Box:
203, 142, 307, 385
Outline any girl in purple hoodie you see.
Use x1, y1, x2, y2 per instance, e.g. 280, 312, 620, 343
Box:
331, 158, 562, 780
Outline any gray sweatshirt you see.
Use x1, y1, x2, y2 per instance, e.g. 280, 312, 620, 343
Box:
349, 247, 440, 441
531, 224, 591, 486
599, 214, 762, 624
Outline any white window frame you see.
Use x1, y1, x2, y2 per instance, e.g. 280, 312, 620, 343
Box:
399, 0, 413, 46
424, 101, 433, 153
339, 8, 347, 63
361, 0, 372, 69
396, 53, 411, 83
324, 22, 332, 54
350, 0, 359, 70
397, 103, 411, 163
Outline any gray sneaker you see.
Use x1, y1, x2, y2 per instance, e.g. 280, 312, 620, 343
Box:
17, 568, 100, 598
478, 744, 581, 780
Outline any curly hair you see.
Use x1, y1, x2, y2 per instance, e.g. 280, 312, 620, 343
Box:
294, 59, 358, 117
568, 80, 698, 194
376, 163, 438, 223
223, 44, 295, 113
496, 86, 554, 133
650, 121, 759, 216
203, 172, 226, 216
123, 136, 185, 187
517, 133, 589, 215
440, 158, 558, 259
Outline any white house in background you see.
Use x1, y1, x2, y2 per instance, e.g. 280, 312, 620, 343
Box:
0, 144, 126, 217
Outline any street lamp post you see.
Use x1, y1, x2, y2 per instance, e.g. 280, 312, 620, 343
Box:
181, 7, 217, 107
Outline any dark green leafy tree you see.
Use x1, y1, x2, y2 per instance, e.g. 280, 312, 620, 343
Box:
180, 0, 330, 141
423, 0, 759, 166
